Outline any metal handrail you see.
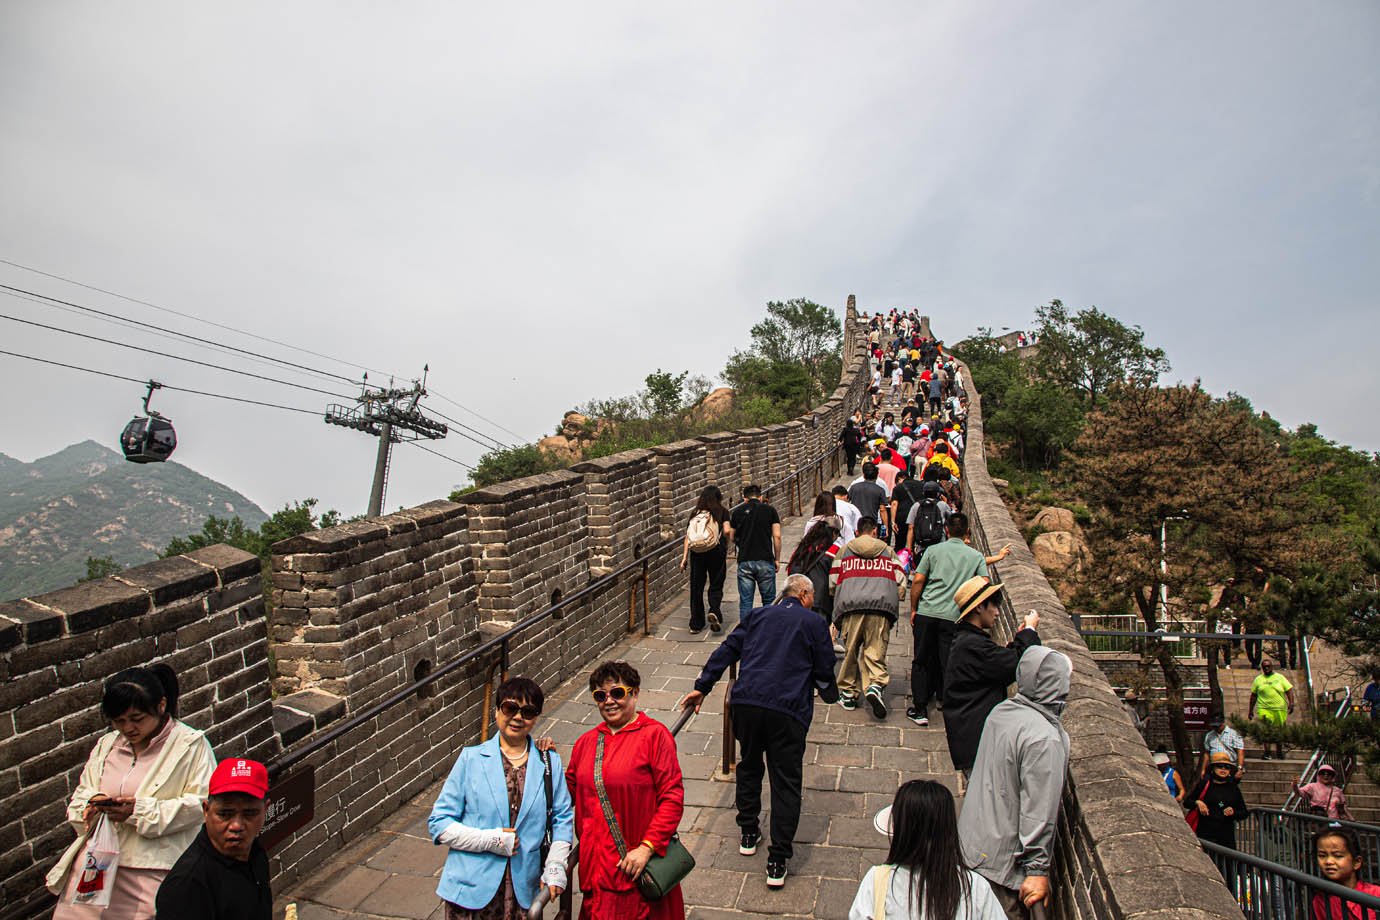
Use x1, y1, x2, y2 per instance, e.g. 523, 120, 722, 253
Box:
1240, 807, 1380, 884
267, 441, 840, 779
1284, 686, 1354, 813
1201, 838, 1380, 917
527, 706, 697, 920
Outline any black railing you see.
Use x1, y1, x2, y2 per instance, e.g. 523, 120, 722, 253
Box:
267, 442, 840, 780
1202, 839, 1380, 919
1238, 808, 1380, 885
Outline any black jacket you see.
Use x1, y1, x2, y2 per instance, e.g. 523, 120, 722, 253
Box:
943, 621, 1041, 771
155, 827, 272, 920
1187, 777, 1248, 848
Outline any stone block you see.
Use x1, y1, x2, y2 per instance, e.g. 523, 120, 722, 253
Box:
185, 544, 261, 584
115, 555, 219, 605
0, 599, 64, 644
29, 579, 150, 634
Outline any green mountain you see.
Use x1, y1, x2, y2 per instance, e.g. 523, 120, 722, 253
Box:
0, 440, 268, 600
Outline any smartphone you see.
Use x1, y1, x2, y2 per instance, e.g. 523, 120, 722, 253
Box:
89, 798, 119, 808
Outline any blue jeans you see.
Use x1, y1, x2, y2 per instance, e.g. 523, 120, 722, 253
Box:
737, 560, 777, 617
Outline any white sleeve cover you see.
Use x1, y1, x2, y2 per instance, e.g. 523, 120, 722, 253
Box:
541, 840, 572, 889
436, 821, 516, 856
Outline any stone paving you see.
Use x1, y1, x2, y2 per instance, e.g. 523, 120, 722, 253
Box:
280, 483, 958, 920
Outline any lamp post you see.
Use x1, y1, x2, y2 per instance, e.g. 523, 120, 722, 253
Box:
1159, 511, 1191, 622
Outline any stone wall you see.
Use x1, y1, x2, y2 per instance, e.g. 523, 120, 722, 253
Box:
0, 546, 278, 920
959, 363, 1244, 919
256, 299, 873, 890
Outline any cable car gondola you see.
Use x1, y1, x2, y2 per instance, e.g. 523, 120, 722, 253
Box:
120, 381, 177, 463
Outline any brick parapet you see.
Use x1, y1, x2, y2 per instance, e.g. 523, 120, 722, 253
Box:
0, 547, 279, 918
957, 359, 1243, 920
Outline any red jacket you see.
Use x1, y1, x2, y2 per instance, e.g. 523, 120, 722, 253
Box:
567, 714, 686, 920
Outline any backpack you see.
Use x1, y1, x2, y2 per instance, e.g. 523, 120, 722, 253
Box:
686, 511, 720, 553
914, 498, 946, 548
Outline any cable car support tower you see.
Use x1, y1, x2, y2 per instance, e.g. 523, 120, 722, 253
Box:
324, 366, 448, 517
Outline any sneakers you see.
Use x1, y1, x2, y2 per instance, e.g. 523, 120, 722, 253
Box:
905, 706, 929, 726
739, 831, 760, 856
838, 694, 859, 711
689, 626, 704, 635
766, 859, 787, 888
707, 612, 722, 633
865, 685, 888, 720
833, 641, 846, 654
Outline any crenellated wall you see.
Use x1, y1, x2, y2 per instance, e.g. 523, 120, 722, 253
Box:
958, 361, 1244, 920
0, 546, 279, 920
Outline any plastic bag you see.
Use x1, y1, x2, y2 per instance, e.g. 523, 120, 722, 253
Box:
72, 813, 120, 907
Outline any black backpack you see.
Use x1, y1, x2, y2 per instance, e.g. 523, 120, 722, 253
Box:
914, 497, 946, 548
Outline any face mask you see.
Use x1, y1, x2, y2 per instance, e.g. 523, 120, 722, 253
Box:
1046, 694, 1069, 717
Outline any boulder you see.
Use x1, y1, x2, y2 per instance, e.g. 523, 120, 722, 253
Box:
1032, 531, 1080, 573
1032, 506, 1076, 534
536, 435, 579, 465
692, 387, 735, 424
992, 478, 1009, 490
559, 412, 590, 440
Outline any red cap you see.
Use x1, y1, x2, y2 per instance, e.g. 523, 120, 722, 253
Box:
209, 758, 269, 799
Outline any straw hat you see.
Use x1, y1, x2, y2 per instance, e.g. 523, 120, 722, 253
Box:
954, 576, 1003, 619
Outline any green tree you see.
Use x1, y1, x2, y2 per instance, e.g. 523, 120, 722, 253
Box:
642, 369, 690, 418
163, 499, 341, 559
1032, 300, 1170, 407
465, 444, 565, 490
80, 555, 123, 582
725, 299, 843, 413
985, 376, 1085, 468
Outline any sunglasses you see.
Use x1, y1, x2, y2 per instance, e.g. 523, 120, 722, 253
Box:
498, 701, 541, 720
591, 685, 635, 704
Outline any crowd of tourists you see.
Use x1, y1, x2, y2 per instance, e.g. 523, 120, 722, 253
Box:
42, 308, 1377, 920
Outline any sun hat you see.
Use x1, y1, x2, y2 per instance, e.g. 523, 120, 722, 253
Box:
1152, 752, 1171, 767
1318, 764, 1337, 775
953, 576, 1003, 618
1209, 752, 1238, 773
873, 805, 892, 837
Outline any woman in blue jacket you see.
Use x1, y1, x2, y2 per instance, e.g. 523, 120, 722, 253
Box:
429, 677, 574, 918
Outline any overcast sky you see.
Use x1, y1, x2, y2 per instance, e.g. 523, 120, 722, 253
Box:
2, 2, 1376, 517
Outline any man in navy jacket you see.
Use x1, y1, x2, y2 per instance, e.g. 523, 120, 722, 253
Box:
680, 574, 838, 890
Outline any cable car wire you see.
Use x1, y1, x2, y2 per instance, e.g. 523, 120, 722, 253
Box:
0, 283, 360, 386
407, 441, 477, 473
0, 348, 323, 415
0, 310, 356, 400
0, 256, 403, 381
429, 389, 528, 442
425, 407, 512, 450
0, 257, 525, 450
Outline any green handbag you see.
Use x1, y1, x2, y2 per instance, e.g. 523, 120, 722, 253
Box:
593, 734, 695, 901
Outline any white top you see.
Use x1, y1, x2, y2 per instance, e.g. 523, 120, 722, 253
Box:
834, 499, 862, 544
849, 865, 1006, 920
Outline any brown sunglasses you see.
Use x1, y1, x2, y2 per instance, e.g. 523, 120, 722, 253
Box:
498, 700, 541, 720
591, 685, 635, 704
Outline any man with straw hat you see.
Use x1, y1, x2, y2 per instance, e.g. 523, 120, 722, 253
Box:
943, 576, 1042, 782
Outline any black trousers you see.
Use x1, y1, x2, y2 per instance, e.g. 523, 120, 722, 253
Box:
893, 523, 910, 554
844, 448, 860, 475
732, 703, 807, 861
688, 546, 727, 631
910, 616, 956, 711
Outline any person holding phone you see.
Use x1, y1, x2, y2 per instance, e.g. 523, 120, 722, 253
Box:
429, 677, 574, 919
46, 664, 215, 919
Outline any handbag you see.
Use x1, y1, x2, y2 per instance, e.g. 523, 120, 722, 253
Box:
593, 734, 694, 901
71, 813, 120, 907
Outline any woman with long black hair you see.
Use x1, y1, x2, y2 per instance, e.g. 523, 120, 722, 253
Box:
839, 419, 865, 475
787, 516, 840, 624
679, 485, 732, 634
849, 780, 1003, 920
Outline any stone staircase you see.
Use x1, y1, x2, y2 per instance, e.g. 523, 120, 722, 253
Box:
1237, 748, 1380, 825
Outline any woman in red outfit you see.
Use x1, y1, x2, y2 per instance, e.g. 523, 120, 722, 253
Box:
566, 661, 686, 920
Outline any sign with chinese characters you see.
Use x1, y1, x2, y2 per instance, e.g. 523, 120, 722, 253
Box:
260, 766, 315, 851
1183, 701, 1212, 731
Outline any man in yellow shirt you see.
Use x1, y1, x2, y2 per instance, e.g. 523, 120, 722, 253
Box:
1248, 660, 1294, 759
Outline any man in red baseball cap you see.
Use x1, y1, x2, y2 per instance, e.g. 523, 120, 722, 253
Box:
156, 758, 272, 919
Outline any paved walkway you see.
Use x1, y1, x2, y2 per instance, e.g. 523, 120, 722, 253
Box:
282, 485, 958, 920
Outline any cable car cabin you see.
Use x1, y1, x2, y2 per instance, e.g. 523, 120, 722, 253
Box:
120, 415, 177, 463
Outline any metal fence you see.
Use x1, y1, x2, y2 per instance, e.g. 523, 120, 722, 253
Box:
1237, 808, 1380, 885
1202, 839, 1380, 919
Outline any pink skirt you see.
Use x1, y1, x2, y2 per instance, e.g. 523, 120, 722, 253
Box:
52, 865, 166, 920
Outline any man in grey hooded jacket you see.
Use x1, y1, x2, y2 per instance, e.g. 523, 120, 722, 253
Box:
958, 646, 1072, 920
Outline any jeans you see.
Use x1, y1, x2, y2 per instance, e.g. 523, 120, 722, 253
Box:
688, 546, 727, 631
737, 560, 777, 618
732, 703, 807, 860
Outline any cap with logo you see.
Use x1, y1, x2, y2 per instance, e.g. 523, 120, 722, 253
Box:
209, 758, 269, 799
